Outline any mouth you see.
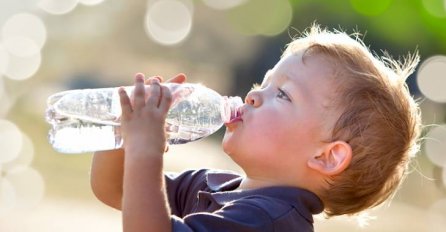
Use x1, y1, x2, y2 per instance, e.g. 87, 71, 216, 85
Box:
225, 107, 243, 126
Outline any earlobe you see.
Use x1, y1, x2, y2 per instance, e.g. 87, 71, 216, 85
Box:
307, 141, 352, 176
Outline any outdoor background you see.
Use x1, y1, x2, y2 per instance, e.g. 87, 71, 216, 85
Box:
1, 0, 446, 231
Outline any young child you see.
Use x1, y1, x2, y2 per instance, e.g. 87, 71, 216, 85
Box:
90, 24, 421, 231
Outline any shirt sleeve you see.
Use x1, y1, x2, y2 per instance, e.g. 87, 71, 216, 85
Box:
170, 198, 274, 232
165, 169, 209, 217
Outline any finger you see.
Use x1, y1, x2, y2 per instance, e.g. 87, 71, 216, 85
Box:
135, 73, 145, 80
146, 81, 161, 108
133, 74, 146, 110
159, 85, 172, 113
144, 75, 163, 85
118, 87, 132, 119
149, 77, 161, 85
166, 73, 187, 84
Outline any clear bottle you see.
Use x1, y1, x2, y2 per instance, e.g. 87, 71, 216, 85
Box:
45, 83, 243, 153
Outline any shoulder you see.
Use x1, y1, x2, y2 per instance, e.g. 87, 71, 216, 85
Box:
225, 187, 318, 230
245, 195, 315, 231
219, 196, 314, 231
165, 168, 239, 179
233, 195, 295, 219
165, 169, 242, 191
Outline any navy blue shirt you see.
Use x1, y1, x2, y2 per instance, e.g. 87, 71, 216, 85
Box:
165, 169, 323, 232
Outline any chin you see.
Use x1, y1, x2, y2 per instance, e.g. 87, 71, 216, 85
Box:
221, 135, 231, 154
222, 132, 236, 155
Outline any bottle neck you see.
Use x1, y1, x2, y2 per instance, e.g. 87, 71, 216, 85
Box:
222, 96, 243, 123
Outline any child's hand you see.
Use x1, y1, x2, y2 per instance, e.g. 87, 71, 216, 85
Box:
118, 75, 173, 158
128, 73, 186, 107
144, 73, 187, 85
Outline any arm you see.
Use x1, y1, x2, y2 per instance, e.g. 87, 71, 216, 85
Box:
90, 73, 186, 211
91, 149, 125, 210
119, 76, 172, 231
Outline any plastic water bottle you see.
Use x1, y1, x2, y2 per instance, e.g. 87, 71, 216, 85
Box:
45, 83, 243, 153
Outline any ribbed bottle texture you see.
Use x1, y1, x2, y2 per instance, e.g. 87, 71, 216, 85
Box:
45, 83, 242, 153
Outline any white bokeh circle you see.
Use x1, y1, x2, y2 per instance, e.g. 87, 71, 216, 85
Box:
0, 120, 23, 164
79, 0, 106, 6
3, 36, 40, 58
3, 168, 45, 209
2, 133, 34, 173
424, 125, 446, 167
38, 0, 79, 15
0, 44, 10, 76
417, 56, 446, 103
202, 0, 248, 10
145, 0, 193, 45
3, 52, 41, 81
2, 13, 47, 50
0, 178, 16, 216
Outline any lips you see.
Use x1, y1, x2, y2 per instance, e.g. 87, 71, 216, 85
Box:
225, 107, 243, 126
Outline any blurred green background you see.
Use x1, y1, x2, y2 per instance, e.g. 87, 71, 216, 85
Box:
1, 0, 446, 231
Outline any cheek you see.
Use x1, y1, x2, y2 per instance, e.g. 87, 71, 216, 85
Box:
243, 118, 294, 152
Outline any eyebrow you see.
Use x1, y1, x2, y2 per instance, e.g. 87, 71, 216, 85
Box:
283, 73, 307, 103
261, 69, 309, 103
261, 69, 273, 86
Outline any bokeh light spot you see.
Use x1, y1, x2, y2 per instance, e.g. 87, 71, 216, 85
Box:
3, 36, 40, 57
2, 13, 47, 50
0, 178, 16, 216
0, 0, 40, 25
0, 120, 23, 164
145, 0, 193, 46
350, 0, 392, 16
3, 52, 41, 80
0, 44, 10, 76
417, 55, 446, 103
0, 77, 4, 101
4, 168, 45, 209
79, 0, 106, 6
2, 133, 34, 173
424, 125, 446, 167
422, 0, 446, 18
227, 0, 292, 36
202, 0, 248, 10
427, 198, 446, 231
38, 0, 79, 15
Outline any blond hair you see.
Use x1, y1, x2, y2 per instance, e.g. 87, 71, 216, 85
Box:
284, 25, 421, 216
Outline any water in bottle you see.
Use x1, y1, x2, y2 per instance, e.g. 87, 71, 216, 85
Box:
45, 83, 243, 153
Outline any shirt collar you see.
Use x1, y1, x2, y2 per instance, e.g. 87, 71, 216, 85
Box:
205, 170, 324, 222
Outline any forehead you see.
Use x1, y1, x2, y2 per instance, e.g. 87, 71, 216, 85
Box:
263, 52, 335, 85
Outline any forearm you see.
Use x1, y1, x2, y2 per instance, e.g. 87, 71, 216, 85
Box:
91, 149, 125, 210
122, 154, 171, 232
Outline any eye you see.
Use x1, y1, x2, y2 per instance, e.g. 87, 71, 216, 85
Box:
277, 88, 291, 101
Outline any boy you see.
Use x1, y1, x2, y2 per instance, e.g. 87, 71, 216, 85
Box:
90, 25, 421, 231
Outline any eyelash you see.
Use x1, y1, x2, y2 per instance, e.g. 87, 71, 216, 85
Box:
250, 83, 291, 102
277, 88, 291, 101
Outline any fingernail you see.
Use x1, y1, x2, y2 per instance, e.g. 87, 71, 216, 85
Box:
136, 75, 144, 82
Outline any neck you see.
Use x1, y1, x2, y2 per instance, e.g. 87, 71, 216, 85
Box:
236, 176, 284, 190
237, 172, 325, 197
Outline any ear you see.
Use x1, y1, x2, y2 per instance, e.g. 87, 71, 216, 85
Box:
307, 141, 352, 176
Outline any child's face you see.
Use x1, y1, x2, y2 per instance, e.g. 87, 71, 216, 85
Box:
223, 51, 338, 184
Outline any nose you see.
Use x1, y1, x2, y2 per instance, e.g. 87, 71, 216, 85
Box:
245, 90, 262, 107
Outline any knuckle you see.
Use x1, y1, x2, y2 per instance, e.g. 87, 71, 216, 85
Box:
165, 92, 172, 101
